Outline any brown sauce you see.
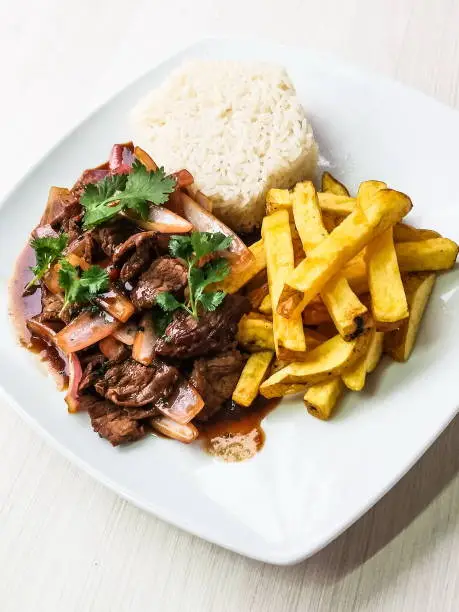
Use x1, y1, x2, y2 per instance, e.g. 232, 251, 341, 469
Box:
9, 244, 68, 388
199, 397, 280, 462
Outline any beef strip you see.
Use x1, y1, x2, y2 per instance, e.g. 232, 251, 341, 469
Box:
112, 231, 158, 282
78, 353, 106, 392
130, 257, 188, 310
40, 188, 81, 229
72, 167, 109, 199
190, 349, 246, 422
154, 294, 250, 359
80, 394, 146, 446
37, 286, 72, 324
95, 357, 179, 407
93, 219, 139, 258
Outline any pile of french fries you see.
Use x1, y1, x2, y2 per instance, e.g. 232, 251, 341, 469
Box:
225, 172, 458, 420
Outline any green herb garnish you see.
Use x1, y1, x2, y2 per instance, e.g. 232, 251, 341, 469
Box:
58, 260, 109, 310
153, 231, 232, 330
81, 161, 176, 229
26, 233, 68, 291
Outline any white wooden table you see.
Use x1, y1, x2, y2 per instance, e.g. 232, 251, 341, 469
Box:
1, 1, 459, 610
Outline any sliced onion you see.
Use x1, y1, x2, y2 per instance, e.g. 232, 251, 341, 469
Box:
112, 321, 138, 345
43, 263, 62, 295
185, 185, 213, 212
134, 146, 158, 171
180, 192, 254, 270
27, 319, 83, 411
95, 289, 135, 323
56, 311, 121, 353
157, 380, 204, 424
150, 415, 198, 443
99, 336, 127, 361
126, 206, 192, 234
65, 353, 83, 413
109, 142, 134, 174
132, 313, 156, 366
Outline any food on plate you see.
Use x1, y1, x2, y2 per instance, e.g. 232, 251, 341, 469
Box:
384, 273, 436, 361
277, 189, 413, 318
11, 60, 459, 461
304, 378, 344, 420
130, 61, 318, 232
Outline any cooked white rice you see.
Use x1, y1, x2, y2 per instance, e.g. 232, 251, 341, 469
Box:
130, 60, 318, 232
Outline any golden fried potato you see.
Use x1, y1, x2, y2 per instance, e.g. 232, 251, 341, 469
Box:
217, 239, 266, 293
232, 351, 274, 407
396, 238, 458, 272
260, 382, 309, 399
247, 282, 269, 310
258, 294, 272, 315
317, 193, 356, 216
384, 273, 436, 361
259, 332, 369, 395
341, 328, 384, 390
266, 188, 291, 215
292, 182, 370, 340
393, 223, 441, 243
304, 378, 344, 420
262, 210, 306, 356
366, 227, 409, 330
321, 171, 350, 197
278, 189, 412, 318
237, 314, 274, 352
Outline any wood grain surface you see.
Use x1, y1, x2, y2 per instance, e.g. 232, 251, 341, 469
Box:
1, 1, 459, 610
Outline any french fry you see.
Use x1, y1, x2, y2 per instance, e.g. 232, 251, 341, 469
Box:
259, 294, 272, 315
393, 223, 441, 243
260, 382, 308, 399
302, 302, 333, 325
384, 273, 436, 361
321, 171, 350, 197
237, 314, 274, 352
259, 332, 369, 396
396, 238, 458, 272
304, 378, 344, 420
358, 181, 408, 330
341, 329, 384, 390
266, 188, 291, 215
247, 282, 269, 310
278, 189, 412, 318
317, 193, 356, 216
292, 182, 370, 340
366, 227, 409, 330
216, 239, 266, 293
262, 210, 307, 357
232, 351, 274, 407
343, 255, 369, 294
267, 186, 355, 218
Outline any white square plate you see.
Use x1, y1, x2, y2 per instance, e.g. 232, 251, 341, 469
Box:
1, 39, 459, 565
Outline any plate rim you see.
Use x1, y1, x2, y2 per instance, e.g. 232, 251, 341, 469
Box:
2, 37, 459, 565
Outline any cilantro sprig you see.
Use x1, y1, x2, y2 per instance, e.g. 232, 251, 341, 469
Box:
58, 260, 109, 311
153, 232, 232, 333
81, 161, 176, 229
25, 233, 68, 292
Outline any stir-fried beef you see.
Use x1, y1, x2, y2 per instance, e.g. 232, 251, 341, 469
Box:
72, 167, 109, 199
95, 358, 179, 407
40, 188, 81, 229
37, 286, 72, 324
93, 219, 139, 258
80, 394, 146, 446
130, 257, 188, 310
78, 353, 106, 392
190, 349, 246, 421
155, 295, 250, 359
112, 231, 158, 282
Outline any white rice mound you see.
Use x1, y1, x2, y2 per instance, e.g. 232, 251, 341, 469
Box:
130, 60, 318, 232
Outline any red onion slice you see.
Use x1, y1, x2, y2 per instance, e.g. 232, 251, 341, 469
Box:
150, 416, 198, 443
156, 380, 204, 424
56, 311, 121, 353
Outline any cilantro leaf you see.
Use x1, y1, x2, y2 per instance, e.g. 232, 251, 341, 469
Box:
164, 231, 233, 320
190, 232, 232, 260
155, 291, 183, 313
152, 308, 173, 337
81, 161, 176, 229
168, 234, 193, 260
124, 162, 176, 207
198, 291, 227, 312
26, 233, 68, 291
58, 260, 109, 310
